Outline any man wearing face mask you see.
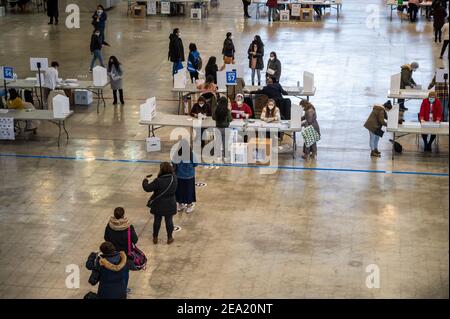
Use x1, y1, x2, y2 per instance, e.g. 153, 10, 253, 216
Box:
266, 52, 281, 83
90, 29, 110, 72
92, 5, 107, 41
231, 94, 253, 119
399, 61, 419, 112
419, 92, 443, 152
168, 28, 185, 76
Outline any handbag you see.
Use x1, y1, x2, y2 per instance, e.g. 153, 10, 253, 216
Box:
127, 227, 147, 271
301, 125, 321, 148
146, 175, 174, 208
374, 127, 384, 137
83, 291, 98, 299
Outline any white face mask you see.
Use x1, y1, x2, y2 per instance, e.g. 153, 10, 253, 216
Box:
237, 100, 243, 106
95, 33, 100, 37
97, 10, 103, 15
270, 57, 275, 61
268, 104, 274, 110
199, 103, 204, 107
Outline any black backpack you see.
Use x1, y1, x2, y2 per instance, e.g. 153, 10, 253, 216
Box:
389, 139, 403, 153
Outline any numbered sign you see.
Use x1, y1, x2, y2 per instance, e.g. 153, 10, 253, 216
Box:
226, 70, 237, 86
1, 66, 14, 80
161, 0, 171, 14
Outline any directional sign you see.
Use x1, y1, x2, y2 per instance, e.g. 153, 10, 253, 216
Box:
226, 69, 237, 86
1, 67, 14, 80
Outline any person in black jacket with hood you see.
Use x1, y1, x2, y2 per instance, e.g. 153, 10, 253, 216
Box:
104, 207, 138, 291
168, 28, 185, 76
90, 29, 110, 72
86, 242, 128, 299
222, 32, 235, 64
143, 162, 178, 245
248, 35, 264, 86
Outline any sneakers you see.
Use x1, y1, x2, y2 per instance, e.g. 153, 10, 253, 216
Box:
177, 203, 187, 212
186, 203, 195, 214
370, 150, 381, 158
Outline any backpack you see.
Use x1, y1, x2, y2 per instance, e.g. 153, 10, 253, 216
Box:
127, 227, 147, 271
389, 139, 403, 153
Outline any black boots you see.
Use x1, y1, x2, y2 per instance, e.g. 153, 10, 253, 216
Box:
113, 90, 125, 105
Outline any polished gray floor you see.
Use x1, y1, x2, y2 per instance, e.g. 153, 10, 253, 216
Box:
0, 0, 448, 298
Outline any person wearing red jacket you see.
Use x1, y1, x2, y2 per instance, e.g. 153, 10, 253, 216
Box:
419, 92, 443, 152
231, 94, 253, 119
266, 0, 278, 22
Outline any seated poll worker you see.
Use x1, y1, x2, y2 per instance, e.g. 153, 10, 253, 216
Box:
231, 94, 253, 119
260, 99, 281, 123
419, 92, 443, 152
190, 96, 212, 118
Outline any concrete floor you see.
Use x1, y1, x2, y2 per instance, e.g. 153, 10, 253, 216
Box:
0, 0, 448, 298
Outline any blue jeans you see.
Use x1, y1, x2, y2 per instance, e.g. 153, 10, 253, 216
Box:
369, 131, 380, 151
268, 7, 274, 21
442, 98, 448, 122
90, 49, 104, 70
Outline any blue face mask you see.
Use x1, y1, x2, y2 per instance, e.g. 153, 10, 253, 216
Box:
429, 98, 435, 104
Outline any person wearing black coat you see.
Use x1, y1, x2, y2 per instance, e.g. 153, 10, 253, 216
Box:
222, 32, 235, 64
168, 28, 185, 75
143, 162, 178, 245
90, 29, 110, 71
248, 35, 265, 86
47, 0, 58, 25
251, 77, 287, 100
86, 242, 128, 299
433, 2, 447, 43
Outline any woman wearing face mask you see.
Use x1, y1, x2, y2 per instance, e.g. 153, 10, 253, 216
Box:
261, 99, 281, 123
222, 33, 235, 65
231, 94, 253, 119
107, 56, 124, 105
248, 35, 265, 86
213, 97, 233, 161
90, 29, 110, 72
190, 96, 212, 147
419, 92, 443, 152
92, 5, 107, 41
300, 100, 320, 160
266, 52, 281, 83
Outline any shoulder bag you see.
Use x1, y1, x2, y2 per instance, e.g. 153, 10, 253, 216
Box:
146, 175, 174, 208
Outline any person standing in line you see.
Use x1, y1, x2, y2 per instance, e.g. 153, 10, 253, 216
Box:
399, 61, 419, 111
242, 0, 251, 18
103, 207, 138, 293
107, 56, 125, 105
300, 99, 320, 160
433, 2, 447, 43
168, 28, 185, 76
90, 29, 110, 72
439, 18, 449, 59
86, 242, 128, 299
92, 5, 107, 41
428, 67, 449, 121
408, 0, 420, 22
247, 35, 264, 86
43, 61, 60, 106
173, 143, 198, 214
187, 43, 201, 84
205, 56, 219, 84
213, 97, 233, 161
143, 162, 178, 245
266, 51, 282, 83
419, 92, 443, 151
364, 102, 392, 158
47, 0, 59, 25
266, 0, 278, 22
222, 32, 235, 65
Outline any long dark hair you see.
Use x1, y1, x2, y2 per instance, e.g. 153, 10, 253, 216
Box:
264, 99, 277, 118
158, 162, 174, 177
215, 97, 229, 121
189, 43, 197, 52
107, 56, 120, 72
206, 56, 217, 70
8, 89, 18, 100
252, 35, 264, 48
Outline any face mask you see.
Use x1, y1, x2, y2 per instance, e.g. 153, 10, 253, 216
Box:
270, 57, 274, 61
97, 10, 103, 15
429, 98, 435, 104
199, 103, 204, 107
268, 104, 274, 110
237, 100, 243, 106
95, 33, 100, 37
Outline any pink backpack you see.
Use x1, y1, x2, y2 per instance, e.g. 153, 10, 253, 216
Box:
127, 227, 147, 271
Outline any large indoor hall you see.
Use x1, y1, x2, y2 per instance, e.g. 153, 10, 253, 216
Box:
0, 0, 448, 300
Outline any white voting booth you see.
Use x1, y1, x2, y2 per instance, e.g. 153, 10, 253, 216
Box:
30, 57, 48, 86
303, 71, 314, 92
93, 66, 108, 87
140, 97, 160, 152
174, 68, 187, 89
390, 73, 401, 94
386, 103, 400, 130
52, 94, 70, 118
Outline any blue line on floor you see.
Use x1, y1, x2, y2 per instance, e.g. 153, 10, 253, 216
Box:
0, 153, 448, 177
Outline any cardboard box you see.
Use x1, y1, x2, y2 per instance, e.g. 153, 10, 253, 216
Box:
300, 8, 313, 22
74, 90, 93, 105
132, 4, 146, 18
146, 136, 161, 152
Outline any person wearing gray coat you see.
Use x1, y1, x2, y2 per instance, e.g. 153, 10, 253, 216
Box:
107, 56, 124, 105
300, 100, 320, 160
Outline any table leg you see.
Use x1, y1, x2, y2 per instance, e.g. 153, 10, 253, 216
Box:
293, 132, 297, 159
58, 120, 62, 147
96, 89, 100, 114
63, 120, 69, 140
178, 92, 182, 115
392, 132, 395, 161
101, 89, 106, 109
